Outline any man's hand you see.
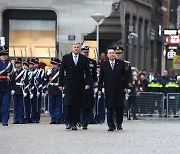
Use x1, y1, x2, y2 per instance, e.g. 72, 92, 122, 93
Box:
85, 85, 90, 90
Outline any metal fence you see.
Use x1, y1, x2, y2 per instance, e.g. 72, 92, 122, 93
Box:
136, 92, 164, 117
166, 93, 180, 117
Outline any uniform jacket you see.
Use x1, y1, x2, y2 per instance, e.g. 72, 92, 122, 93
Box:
98, 59, 128, 108
59, 53, 91, 107
0, 60, 14, 92
44, 68, 62, 95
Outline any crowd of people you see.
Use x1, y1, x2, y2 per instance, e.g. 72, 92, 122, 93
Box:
0, 43, 180, 131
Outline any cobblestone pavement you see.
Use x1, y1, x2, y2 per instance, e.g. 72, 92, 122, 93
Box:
0, 116, 180, 154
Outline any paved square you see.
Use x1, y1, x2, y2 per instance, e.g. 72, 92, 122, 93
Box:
0, 116, 180, 154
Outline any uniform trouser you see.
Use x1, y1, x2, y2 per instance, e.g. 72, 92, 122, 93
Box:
0, 99, 2, 122
24, 95, 31, 121
49, 95, 62, 122
81, 108, 92, 127
0, 91, 11, 124
64, 105, 80, 126
94, 93, 105, 122
31, 95, 37, 121
36, 93, 42, 121
128, 97, 137, 119
107, 107, 124, 128
13, 94, 24, 122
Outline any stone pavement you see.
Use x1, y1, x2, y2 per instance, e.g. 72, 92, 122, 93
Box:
0, 116, 180, 154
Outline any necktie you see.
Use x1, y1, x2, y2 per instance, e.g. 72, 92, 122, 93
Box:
74, 55, 78, 65
111, 63, 114, 70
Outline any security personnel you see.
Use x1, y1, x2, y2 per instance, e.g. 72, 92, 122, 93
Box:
80, 45, 98, 129
44, 58, 63, 124
0, 46, 14, 126
33, 58, 45, 123
147, 79, 163, 115
11, 57, 26, 124
165, 79, 180, 115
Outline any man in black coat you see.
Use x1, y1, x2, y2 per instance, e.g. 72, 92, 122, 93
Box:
59, 42, 91, 130
98, 48, 128, 131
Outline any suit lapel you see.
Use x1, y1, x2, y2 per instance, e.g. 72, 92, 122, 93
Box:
70, 52, 76, 67
106, 60, 113, 72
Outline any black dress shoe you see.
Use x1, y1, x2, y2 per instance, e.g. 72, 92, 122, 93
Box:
13, 121, 19, 124
18, 121, 24, 124
55, 121, 60, 124
3, 123, 8, 126
35, 121, 40, 123
117, 125, 123, 130
108, 127, 115, 131
71, 126, 77, 130
66, 124, 71, 129
50, 121, 56, 124
82, 126, 88, 129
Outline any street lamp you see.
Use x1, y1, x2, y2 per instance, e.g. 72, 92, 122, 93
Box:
91, 13, 105, 60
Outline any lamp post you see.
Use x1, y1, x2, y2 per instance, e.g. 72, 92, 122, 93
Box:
91, 13, 105, 60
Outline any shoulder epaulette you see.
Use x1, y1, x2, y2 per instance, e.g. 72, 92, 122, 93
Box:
124, 60, 130, 64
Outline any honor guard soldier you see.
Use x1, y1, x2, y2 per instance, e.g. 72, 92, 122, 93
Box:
44, 58, 63, 124
22, 59, 32, 123
28, 58, 37, 123
93, 61, 105, 124
11, 57, 26, 124
80, 44, 98, 129
0, 46, 14, 126
33, 58, 45, 123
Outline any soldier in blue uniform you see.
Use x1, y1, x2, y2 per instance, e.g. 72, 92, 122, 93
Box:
28, 58, 37, 123
44, 58, 63, 124
0, 46, 14, 126
33, 58, 45, 123
11, 57, 26, 124
92, 61, 105, 124
22, 59, 32, 123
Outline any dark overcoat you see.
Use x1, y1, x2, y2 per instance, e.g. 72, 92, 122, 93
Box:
59, 53, 91, 107
98, 59, 128, 108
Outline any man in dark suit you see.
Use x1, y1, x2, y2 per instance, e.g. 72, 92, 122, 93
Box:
98, 48, 128, 131
59, 42, 91, 130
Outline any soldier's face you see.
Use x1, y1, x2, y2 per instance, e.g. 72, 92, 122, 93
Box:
72, 44, 80, 55
81, 51, 89, 57
52, 64, 58, 69
0, 55, 8, 61
116, 53, 122, 60
15, 63, 22, 69
23, 64, 29, 70
34, 63, 39, 68
107, 49, 116, 61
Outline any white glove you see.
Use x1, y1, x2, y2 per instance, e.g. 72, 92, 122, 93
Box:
94, 88, 98, 94
62, 93, 65, 98
128, 89, 131, 93
23, 92, 27, 98
47, 69, 51, 76
30, 93, 33, 99
42, 93, 46, 97
98, 95, 101, 100
11, 90, 15, 95
37, 92, 40, 97
102, 88, 105, 93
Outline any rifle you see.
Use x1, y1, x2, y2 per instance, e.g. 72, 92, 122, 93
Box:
20, 48, 23, 65
48, 48, 51, 63
30, 48, 33, 58
25, 48, 27, 60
